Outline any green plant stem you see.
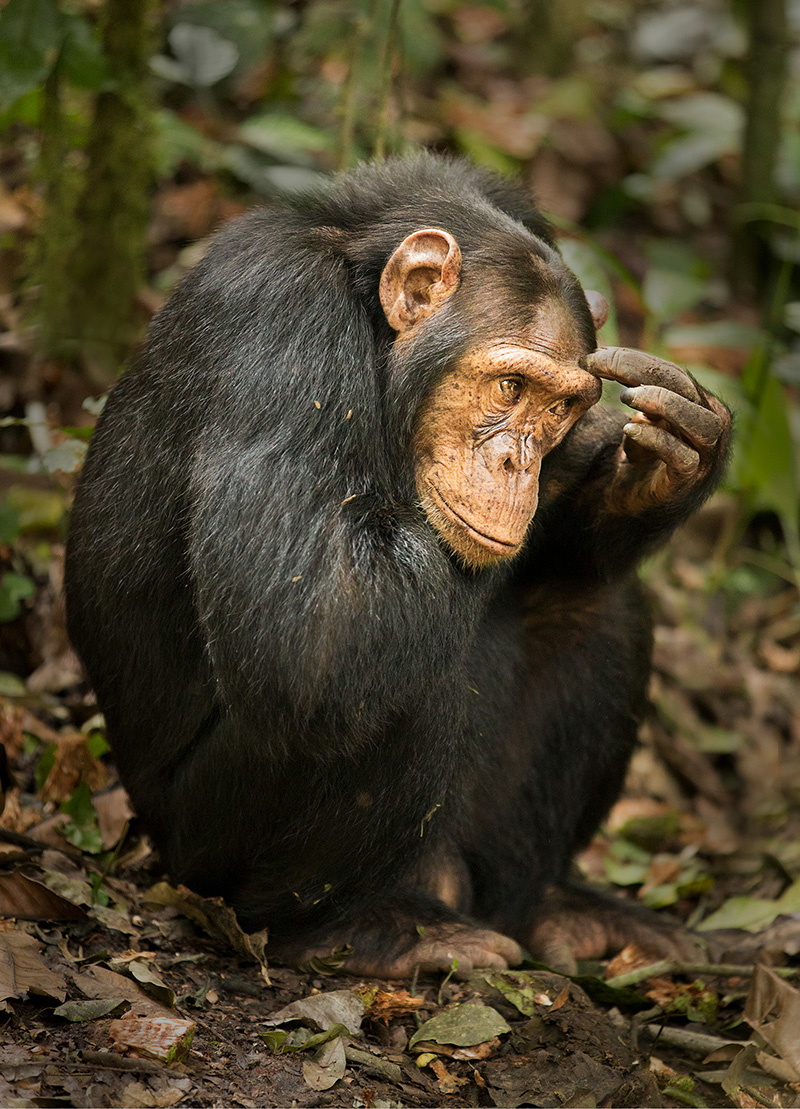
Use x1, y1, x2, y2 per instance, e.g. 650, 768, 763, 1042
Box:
337, 0, 377, 169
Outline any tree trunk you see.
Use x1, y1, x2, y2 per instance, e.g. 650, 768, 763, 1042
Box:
733, 0, 790, 299
67, 0, 155, 383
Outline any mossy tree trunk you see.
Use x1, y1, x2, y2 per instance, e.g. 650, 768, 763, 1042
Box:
61, 0, 154, 383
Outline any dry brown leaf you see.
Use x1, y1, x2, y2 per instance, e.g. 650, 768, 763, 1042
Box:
39, 733, 107, 804
119, 1082, 185, 1109
73, 965, 172, 1018
758, 640, 800, 675
93, 786, 134, 849
0, 930, 66, 1003
743, 964, 800, 1080
550, 986, 570, 1012
0, 185, 30, 234
143, 881, 269, 980
639, 856, 683, 899
365, 988, 424, 1023
108, 1014, 195, 1065
605, 943, 654, 980
429, 1056, 469, 1094
0, 872, 87, 922
0, 788, 44, 834
728, 1090, 781, 1109
648, 1056, 679, 1079
606, 798, 675, 831
155, 180, 225, 240
644, 976, 713, 1010
0, 700, 60, 762
413, 1038, 500, 1061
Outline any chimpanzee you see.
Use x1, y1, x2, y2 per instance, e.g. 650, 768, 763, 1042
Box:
65, 153, 730, 977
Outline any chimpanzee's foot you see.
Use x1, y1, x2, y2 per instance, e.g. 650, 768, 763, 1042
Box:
528, 884, 702, 974
293, 922, 522, 980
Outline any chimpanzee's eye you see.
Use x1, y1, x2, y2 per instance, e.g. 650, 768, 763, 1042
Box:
499, 378, 523, 403
548, 397, 574, 417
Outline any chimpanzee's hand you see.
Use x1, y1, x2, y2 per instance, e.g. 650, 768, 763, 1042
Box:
584, 347, 731, 516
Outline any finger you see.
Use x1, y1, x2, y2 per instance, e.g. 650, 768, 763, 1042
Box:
529, 932, 578, 975
474, 930, 523, 965
619, 385, 723, 449
623, 422, 699, 479
585, 347, 701, 403
416, 943, 475, 977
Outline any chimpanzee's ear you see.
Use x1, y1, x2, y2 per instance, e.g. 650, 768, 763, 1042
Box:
379, 228, 462, 333
584, 290, 609, 331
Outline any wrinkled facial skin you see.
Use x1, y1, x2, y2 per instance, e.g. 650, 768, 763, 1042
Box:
413, 342, 601, 569
379, 226, 604, 570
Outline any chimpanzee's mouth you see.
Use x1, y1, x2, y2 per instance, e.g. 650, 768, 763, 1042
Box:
429, 485, 518, 553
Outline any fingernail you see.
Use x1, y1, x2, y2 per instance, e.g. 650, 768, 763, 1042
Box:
620, 388, 634, 402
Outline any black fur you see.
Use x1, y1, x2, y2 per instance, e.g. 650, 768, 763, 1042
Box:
65, 153, 727, 964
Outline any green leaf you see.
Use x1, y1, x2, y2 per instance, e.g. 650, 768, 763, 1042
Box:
409, 1002, 510, 1049
22, 733, 43, 756
62, 820, 103, 854
59, 13, 109, 90
0, 0, 61, 111
483, 971, 553, 1017
0, 501, 21, 544
34, 743, 57, 792
41, 439, 87, 474
698, 876, 800, 933
124, 959, 176, 1008
54, 998, 129, 1021
262, 1029, 288, 1052
664, 320, 764, 349
238, 113, 334, 166
4, 484, 65, 533
453, 128, 521, 176
60, 781, 97, 825
737, 359, 800, 564
86, 731, 110, 759
154, 109, 221, 177
617, 810, 681, 851
650, 94, 742, 181
642, 240, 711, 322
0, 571, 35, 622
559, 237, 620, 347
167, 23, 239, 88
604, 859, 650, 886
0, 671, 26, 696
262, 1023, 350, 1054
60, 781, 104, 854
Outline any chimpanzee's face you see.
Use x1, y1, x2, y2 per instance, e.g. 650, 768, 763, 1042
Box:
380, 227, 605, 569
411, 336, 600, 567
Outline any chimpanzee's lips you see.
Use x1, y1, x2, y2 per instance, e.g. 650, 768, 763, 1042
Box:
429, 485, 519, 554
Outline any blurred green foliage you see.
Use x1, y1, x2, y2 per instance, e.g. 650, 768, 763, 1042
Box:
0, 0, 798, 572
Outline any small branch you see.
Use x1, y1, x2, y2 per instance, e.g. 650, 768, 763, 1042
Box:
607, 960, 798, 989
78, 1050, 165, 1074
641, 1024, 740, 1057
344, 1045, 403, 1084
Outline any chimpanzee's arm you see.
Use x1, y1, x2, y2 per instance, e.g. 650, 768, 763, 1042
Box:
187, 429, 479, 738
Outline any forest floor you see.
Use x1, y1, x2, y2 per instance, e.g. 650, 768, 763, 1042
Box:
0, 500, 799, 1109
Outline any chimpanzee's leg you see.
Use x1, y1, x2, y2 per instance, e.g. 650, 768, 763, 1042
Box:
461, 575, 692, 968
157, 705, 522, 979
